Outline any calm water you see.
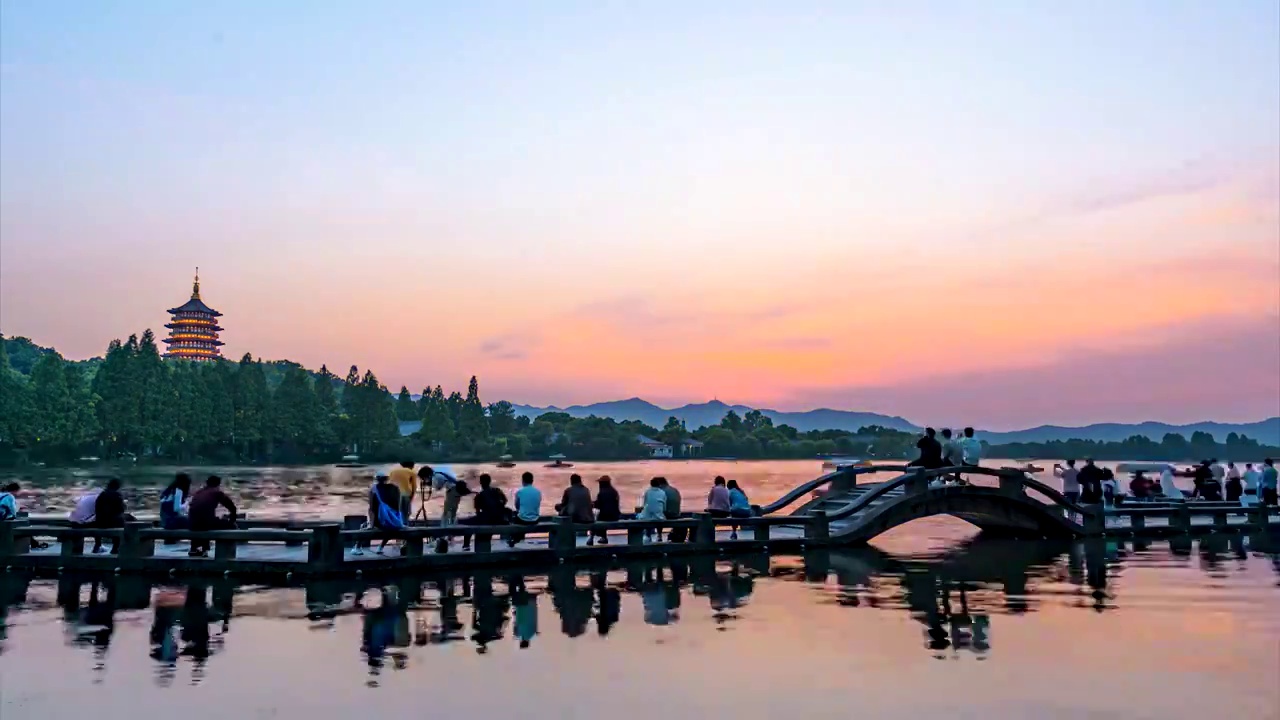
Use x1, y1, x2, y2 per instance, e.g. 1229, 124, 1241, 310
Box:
1, 538, 1278, 719
2, 458, 1198, 523
3, 461, 1277, 718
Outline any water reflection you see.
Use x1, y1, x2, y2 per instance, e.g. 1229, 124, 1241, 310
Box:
1, 534, 1277, 688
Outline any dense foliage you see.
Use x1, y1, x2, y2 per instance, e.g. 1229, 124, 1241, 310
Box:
2, 333, 1276, 467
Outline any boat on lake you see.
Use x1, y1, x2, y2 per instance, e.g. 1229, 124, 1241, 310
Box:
496, 454, 516, 468
545, 454, 573, 468
336, 454, 365, 468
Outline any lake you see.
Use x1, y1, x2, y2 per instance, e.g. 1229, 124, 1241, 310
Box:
1, 460, 1277, 719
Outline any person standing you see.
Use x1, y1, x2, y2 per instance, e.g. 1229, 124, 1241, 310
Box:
591, 476, 621, 546
509, 472, 542, 547
388, 461, 419, 521
660, 477, 684, 542
188, 476, 238, 557
959, 427, 982, 467
1077, 460, 1105, 505
1261, 458, 1278, 506
1054, 460, 1081, 504
92, 478, 128, 554
1224, 465, 1243, 502
1241, 463, 1262, 506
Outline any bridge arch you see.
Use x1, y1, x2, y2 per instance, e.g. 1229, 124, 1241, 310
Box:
833, 485, 1086, 544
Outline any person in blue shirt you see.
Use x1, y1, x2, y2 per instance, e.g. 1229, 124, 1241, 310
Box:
509, 472, 542, 547
0, 482, 20, 521
1262, 458, 1279, 507
727, 479, 753, 540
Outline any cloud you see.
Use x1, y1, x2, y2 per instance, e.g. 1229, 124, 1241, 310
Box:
568, 294, 809, 341
761, 337, 833, 350
781, 313, 1280, 429
477, 332, 540, 361
1061, 156, 1231, 216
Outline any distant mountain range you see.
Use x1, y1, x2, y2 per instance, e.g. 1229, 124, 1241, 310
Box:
510, 398, 1280, 446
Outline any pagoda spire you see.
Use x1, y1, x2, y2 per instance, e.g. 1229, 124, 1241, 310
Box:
192, 267, 201, 299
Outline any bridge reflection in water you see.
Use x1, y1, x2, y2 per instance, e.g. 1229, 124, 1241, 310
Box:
1, 534, 1277, 687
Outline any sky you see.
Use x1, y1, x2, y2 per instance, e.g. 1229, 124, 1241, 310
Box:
1, 1, 1278, 429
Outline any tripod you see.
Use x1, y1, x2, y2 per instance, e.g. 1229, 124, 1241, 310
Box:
413, 483, 433, 523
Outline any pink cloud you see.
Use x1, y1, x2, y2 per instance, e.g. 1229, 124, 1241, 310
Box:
780, 314, 1280, 429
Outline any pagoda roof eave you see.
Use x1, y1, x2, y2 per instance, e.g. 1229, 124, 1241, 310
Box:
166, 298, 222, 316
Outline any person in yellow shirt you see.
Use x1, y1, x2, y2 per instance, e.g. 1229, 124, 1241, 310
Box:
388, 461, 418, 520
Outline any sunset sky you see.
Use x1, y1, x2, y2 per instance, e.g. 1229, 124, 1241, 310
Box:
1, 1, 1277, 429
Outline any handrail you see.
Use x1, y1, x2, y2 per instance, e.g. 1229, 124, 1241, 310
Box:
757, 464, 914, 515
814, 466, 1099, 523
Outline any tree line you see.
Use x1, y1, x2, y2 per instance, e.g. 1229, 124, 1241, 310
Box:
2, 332, 1276, 466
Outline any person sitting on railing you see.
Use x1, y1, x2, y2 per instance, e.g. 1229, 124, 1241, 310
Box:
69, 485, 102, 527
706, 476, 731, 518
558, 474, 594, 524
637, 477, 667, 542
508, 472, 542, 548
0, 482, 19, 521
456, 473, 508, 551
660, 477, 684, 543
959, 428, 982, 470
363, 474, 404, 555
159, 473, 192, 531
1129, 472, 1154, 501
91, 478, 129, 554
1159, 466, 1185, 501
188, 476, 239, 558
592, 476, 620, 545
727, 479, 753, 540
909, 428, 944, 470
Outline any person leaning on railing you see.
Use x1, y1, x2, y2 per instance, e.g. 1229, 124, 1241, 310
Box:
188, 476, 238, 558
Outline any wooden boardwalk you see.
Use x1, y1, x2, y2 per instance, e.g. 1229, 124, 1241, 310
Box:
2, 465, 1276, 578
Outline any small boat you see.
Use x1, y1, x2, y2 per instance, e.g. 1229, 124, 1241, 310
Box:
822, 457, 873, 470
1002, 463, 1045, 473
1116, 463, 1175, 475
545, 454, 573, 468
496, 454, 516, 469
336, 454, 365, 469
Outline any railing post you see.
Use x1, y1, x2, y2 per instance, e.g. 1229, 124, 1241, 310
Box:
1000, 474, 1027, 498
474, 531, 493, 554
61, 529, 84, 558
806, 509, 830, 543
0, 519, 29, 558
308, 524, 343, 565
696, 513, 715, 549
830, 468, 856, 494
402, 531, 423, 557
553, 518, 576, 559
627, 523, 645, 547
120, 521, 154, 560
1084, 508, 1105, 536
753, 521, 771, 543
1212, 511, 1228, 532
1130, 512, 1145, 533
1173, 505, 1192, 534
907, 470, 929, 494
214, 535, 238, 560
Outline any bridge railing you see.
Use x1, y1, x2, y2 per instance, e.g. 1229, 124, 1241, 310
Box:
810, 466, 1101, 528
756, 464, 914, 516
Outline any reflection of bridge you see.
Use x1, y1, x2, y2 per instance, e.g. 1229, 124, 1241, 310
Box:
2, 466, 1277, 577
4, 534, 1274, 679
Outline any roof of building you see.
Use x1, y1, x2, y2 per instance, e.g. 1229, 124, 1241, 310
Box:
167, 270, 222, 316
636, 434, 671, 447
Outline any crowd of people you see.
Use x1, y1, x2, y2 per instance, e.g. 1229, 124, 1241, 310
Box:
908, 427, 984, 471
1054, 457, 1278, 507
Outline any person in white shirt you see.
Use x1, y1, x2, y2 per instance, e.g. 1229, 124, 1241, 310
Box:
1227, 462, 1241, 481
1210, 460, 1226, 484
959, 427, 983, 476
1055, 459, 1081, 504
1159, 467, 1184, 500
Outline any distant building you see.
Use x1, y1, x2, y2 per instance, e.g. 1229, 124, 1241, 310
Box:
676, 438, 704, 457
163, 269, 224, 361
636, 435, 673, 459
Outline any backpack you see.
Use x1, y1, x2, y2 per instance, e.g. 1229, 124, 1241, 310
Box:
370, 486, 405, 530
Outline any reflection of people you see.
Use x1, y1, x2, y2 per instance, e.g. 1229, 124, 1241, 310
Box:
512, 585, 537, 649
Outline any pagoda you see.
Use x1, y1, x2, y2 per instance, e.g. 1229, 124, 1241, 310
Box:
162, 268, 224, 361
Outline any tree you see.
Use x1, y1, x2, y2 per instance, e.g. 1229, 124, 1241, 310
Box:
0, 334, 34, 448
457, 376, 489, 442
395, 386, 418, 422
487, 400, 517, 436
313, 365, 340, 448
657, 416, 685, 447
743, 409, 772, 432
135, 330, 173, 454
274, 364, 318, 448
416, 385, 454, 447
720, 410, 743, 435
29, 352, 74, 452
233, 353, 271, 458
